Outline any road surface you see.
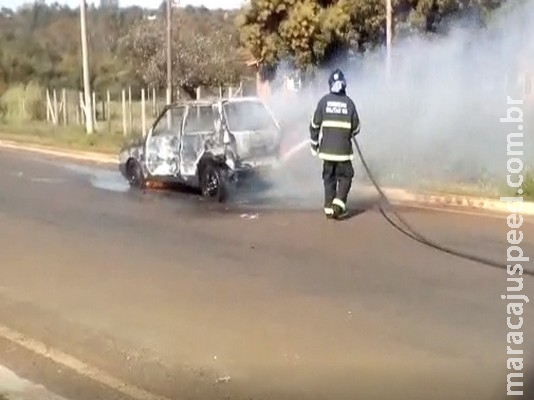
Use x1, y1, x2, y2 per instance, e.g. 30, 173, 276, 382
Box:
0, 147, 532, 400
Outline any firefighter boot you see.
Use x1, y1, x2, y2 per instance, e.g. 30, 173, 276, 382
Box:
332, 198, 349, 220
324, 206, 335, 219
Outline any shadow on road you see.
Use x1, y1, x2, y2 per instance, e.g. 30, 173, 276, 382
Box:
120, 174, 380, 220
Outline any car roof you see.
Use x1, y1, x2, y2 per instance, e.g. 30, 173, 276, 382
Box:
165, 98, 215, 107
164, 96, 264, 109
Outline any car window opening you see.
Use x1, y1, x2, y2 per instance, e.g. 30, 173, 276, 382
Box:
185, 105, 215, 134
152, 107, 185, 136
223, 100, 276, 132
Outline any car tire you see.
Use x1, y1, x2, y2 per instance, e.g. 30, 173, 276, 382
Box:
126, 159, 146, 189
200, 163, 229, 202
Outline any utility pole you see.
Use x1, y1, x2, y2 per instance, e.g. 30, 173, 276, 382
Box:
80, 0, 94, 134
386, 0, 392, 79
166, 0, 173, 105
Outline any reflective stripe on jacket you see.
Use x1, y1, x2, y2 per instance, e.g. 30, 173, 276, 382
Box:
309, 92, 360, 161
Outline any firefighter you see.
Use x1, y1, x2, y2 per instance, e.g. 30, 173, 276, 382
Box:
309, 69, 361, 220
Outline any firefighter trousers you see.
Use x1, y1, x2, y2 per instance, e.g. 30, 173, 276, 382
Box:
322, 160, 354, 212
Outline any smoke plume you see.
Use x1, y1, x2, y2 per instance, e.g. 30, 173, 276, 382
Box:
256, 0, 534, 206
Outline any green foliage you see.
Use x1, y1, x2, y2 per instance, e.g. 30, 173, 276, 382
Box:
0, 82, 45, 122
121, 7, 246, 96
0, 0, 513, 92
0, 122, 129, 153
0, 4, 246, 95
237, 0, 509, 71
279, 0, 322, 67
236, 0, 395, 70
0, 3, 144, 91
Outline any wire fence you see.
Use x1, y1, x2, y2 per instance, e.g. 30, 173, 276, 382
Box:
5, 80, 257, 136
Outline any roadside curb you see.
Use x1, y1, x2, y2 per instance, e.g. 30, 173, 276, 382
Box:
2, 139, 532, 216
0, 140, 118, 165
379, 187, 534, 216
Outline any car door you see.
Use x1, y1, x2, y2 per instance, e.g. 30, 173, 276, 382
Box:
144, 106, 186, 177
178, 104, 218, 177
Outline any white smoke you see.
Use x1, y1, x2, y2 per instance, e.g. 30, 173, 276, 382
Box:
257, 0, 534, 203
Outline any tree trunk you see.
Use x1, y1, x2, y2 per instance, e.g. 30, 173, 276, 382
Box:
180, 84, 197, 100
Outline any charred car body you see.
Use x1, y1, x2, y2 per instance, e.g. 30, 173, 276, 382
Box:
118, 97, 283, 201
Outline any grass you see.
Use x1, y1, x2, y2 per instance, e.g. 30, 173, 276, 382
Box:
416, 176, 534, 201
0, 394, 9, 400
0, 121, 138, 154
0, 83, 156, 154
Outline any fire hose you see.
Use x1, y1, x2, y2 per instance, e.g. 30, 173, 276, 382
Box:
352, 137, 534, 277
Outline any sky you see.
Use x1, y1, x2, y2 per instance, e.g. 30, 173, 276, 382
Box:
0, 0, 247, 10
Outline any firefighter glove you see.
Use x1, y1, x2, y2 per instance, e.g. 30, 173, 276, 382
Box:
310, 142, 318, 156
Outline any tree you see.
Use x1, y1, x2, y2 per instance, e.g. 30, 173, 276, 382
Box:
0, 2, 146, 91
120, 7, 246, 98
236, 0, 386, 74
0, 0, 510, 93
392, 0, 506, 34
236, 0, 509, 74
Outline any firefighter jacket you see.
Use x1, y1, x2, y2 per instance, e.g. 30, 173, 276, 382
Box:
309, 92, 361, 161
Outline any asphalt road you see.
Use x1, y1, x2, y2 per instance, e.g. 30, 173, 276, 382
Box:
0, 147, 533, 400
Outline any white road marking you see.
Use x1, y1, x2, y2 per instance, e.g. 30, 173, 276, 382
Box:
0, 324, 173, 400
0, 364, 68, 400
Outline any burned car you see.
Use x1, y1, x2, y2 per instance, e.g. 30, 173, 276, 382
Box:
118, 96, 283, 201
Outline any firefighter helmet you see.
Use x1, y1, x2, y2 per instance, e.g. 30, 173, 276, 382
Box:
328, 69, 346, 93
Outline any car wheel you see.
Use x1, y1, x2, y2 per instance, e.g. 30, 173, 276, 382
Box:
200, 163, 229, 202
126, 159, 146, 189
